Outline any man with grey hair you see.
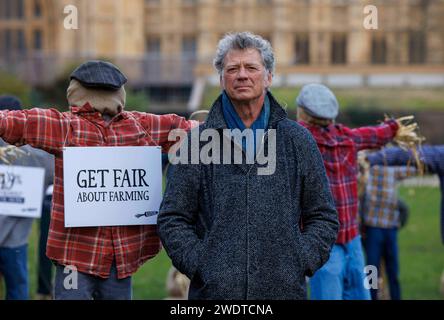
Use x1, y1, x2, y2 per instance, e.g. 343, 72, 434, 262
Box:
158, 32, 339, 299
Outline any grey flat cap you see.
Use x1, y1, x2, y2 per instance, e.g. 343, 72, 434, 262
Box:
70, 60, 127, 90
296, 83, 339, 120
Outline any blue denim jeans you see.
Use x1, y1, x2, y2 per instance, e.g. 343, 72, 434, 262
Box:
309, 235, 371, 300
37, 194, 53, 295
363, 226, 400, 300
0, 244, 29, 300
53, 261, 132, 300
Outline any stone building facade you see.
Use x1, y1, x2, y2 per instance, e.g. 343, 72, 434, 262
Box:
1, 0, 443, 106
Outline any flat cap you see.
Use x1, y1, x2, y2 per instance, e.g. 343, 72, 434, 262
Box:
70, 60, 127, 90
296, 83, 339, 120
0, 95, 22, 110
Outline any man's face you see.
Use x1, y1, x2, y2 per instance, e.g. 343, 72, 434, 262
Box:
220, 48, 272, 104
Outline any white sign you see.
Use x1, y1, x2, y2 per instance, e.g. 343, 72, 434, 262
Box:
0, 165, 45, 218
63, 146, 162, 227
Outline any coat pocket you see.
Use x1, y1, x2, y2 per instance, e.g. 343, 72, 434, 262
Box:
294, 228, 312, 277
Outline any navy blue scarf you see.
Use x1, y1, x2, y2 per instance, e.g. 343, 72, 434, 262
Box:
221, 91, 270, 161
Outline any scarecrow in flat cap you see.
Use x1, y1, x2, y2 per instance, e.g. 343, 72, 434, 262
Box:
295, 83, 422, 300
0, 61, 198, 300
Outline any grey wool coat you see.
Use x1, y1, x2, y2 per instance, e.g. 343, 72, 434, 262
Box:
158, 92, 339, 300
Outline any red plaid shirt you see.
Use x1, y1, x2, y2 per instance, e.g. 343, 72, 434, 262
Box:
0, 103, 197, 278
299, 120, 399, 244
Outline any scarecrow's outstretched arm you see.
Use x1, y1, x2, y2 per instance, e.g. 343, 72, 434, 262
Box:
0, 108, 69, 155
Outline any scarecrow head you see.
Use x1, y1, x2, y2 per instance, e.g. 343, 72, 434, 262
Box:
67, 60, 127, 116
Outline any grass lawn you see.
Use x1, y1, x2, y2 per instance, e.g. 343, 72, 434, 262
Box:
1, 186, 443, 300
397, 186, 444, 299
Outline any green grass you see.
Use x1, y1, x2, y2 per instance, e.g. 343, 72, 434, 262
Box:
201, 87, 444, 112
1, 186, 443, 300
398, 186, 444, 300
132, 250, 171, 299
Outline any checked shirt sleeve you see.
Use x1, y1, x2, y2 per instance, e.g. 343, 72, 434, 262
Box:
135, 112, 199, 152
348, 119, 399, 151
0, 108, 69, 155
367, 147, 412, 167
